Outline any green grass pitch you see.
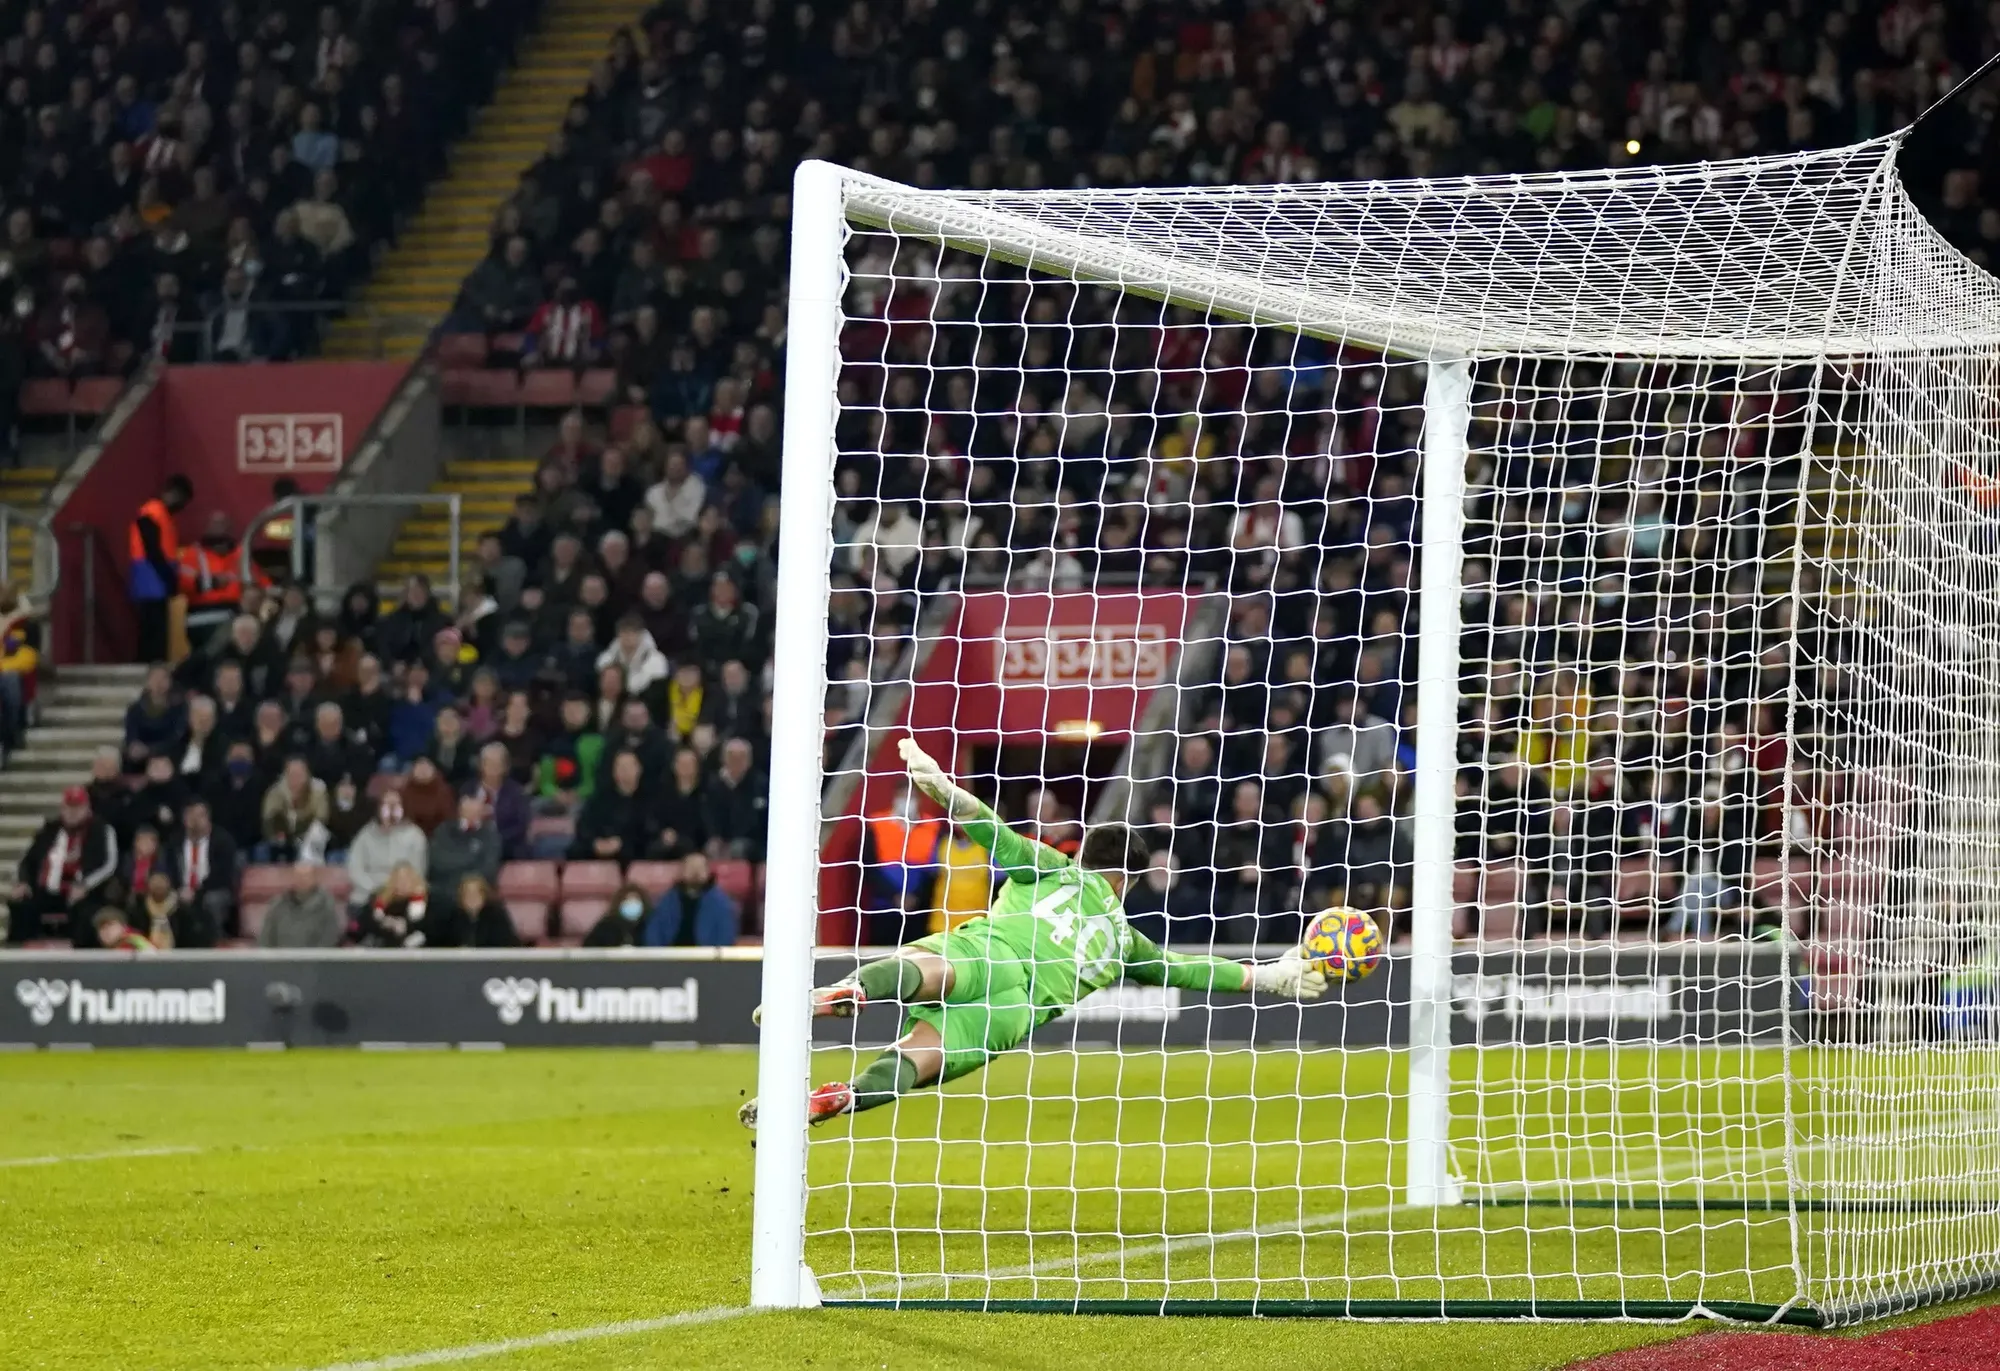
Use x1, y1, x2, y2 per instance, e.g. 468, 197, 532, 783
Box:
3, 1046, 1995, 1370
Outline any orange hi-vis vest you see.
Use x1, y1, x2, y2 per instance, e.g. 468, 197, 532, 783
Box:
867, 812, 941, 868
177, 544, 243, 608
129, 497, 178, 566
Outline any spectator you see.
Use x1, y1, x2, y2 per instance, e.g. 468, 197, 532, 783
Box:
648, 745, 710, 860
160, 798, 237, 945
539, 692, 602, 808
387, 661, 444, 766
91, 907, 155, 952
705, 737, 767, 861
128, 871, 185, 951
258, 860, 345, 948
427, 704, 478, 785
347, 793, 428, 913
570, 749, 649, 861
361, 861, 434, 948
640, 852, 738, 946
323, 775, 372, 859
400, 755, 458, 835
524, 276, 603, 367
126, 753, 191, 845
454, 873, 522, 948
688, 573, 759, 667
0, 585, 40, 756
205, 739, 265, 851
377, 575, 449, 667
597, 612, 670, 700
123, 662, 186, 769
428, 791, 503, 901
470, 742, 530, 857
456, 234, 541, 333
260, 756, 329, 863
176, 695, 227, 787
644, 449, 705, 539
303, 701, 370, 785
582, 880, 652, 948
7, 786, 118, 947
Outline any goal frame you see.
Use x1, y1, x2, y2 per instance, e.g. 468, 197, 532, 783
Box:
749, 152, 2000, 1326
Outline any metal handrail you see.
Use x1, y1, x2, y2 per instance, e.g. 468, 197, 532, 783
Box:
58, 521, 111, 663
0, 504, 60, 605
242, 493, 464, 605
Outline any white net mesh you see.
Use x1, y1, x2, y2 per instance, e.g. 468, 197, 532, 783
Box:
790, 139, 2000, 1322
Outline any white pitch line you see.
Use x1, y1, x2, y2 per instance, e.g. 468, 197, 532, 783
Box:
0, 1144, 199, 1168
300, 1305, 750, 1371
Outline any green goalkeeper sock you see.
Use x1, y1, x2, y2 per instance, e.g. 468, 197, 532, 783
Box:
850, 1050, 920, 1113
854, 956, 925, 1003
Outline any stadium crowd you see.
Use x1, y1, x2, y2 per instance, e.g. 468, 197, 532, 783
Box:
0, 0, 533, 429
13, 0, 1993, 947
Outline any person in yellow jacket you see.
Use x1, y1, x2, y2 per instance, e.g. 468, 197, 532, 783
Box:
0, 584, 36, 759
931, 826, 992, 934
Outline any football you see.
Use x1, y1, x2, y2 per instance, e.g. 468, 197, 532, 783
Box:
1301, 907, 1385, 983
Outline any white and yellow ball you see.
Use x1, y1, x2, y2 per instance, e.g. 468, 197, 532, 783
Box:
1300, 907, 1384, 983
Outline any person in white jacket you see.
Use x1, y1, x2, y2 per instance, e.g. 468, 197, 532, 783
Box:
344, 792, 429, 913
596, 614, 671, 698
644, 450, 706, 539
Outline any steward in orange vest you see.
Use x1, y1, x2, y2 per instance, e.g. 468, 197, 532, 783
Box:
128, 474, 191, 663
864, 787, 942, 904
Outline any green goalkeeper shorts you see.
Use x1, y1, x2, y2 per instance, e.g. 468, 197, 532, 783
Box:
905, 924, 1038, 1082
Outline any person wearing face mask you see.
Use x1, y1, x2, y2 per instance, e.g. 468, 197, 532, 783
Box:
583, 880, 652, 947
638, 851, 738, 947
204, 738, 265, 850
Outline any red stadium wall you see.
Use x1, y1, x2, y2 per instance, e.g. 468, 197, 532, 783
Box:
50, 361, 411, 663
815, 591, 1197, 943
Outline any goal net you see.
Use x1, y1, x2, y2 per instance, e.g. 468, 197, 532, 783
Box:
751, 138, 2000, 1325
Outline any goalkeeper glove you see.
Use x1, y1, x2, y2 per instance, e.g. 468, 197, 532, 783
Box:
898, 736, 977, 820
1249, 948, 1328, 1001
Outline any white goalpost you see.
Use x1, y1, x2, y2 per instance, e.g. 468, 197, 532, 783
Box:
753, 139, 2000, 1324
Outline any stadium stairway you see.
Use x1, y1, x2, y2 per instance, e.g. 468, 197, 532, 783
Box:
0, 464, 59, 591
376, 455, 537, 592
0, 664, 146, 874
323, 0, 648, 361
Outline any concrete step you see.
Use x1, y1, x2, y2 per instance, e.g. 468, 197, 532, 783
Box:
43, 684, 143, 706
32, 705, 128, 726
20, 725, 126, 746
54, 665, 148, 683
11, 747, 115, 769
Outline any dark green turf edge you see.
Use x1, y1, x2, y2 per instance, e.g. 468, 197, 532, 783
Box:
1476, 1198, 2000, 1213
823, 1299, 1825, 1325
1819, 1268, 2000, 1326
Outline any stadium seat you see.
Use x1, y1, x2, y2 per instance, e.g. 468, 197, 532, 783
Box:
625, 860, 681, 900
322, 867, 354, 904
560, 860, 623, 902
18, 379, 68, 415
441, 367, 520, 407
239, 901, 269, 940
70, 376, 124, 414
366, 772, 405, 800
559, 897, 606, 940
434, 332, 490, 368
491, 331, 527, 356
713, 858, 754, 905
576, 368, 616, 406
499, 860, 559, 905
519, 369, 578, 409
239, 865, 291, 904
506, 900, 550, 944
609, 404, 645, 440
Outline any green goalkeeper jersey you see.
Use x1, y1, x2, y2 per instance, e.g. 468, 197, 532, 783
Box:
960, 811, 1249, 1013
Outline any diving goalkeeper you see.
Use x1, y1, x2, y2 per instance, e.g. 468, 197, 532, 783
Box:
741, 737, 1327, 1128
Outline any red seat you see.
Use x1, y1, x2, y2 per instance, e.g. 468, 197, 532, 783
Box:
625, 860, 681, 900
18, 379, 68, 415
713, 858, 753, 905
441, 367, 520, 407
506, 899, 550, 944
239, 865, 291, 903
519, 369, 578, 409
491, 331, 527, 356
434, 332, 490, 367
366, 772, 405, 800
561, 859, 623, 902
609, 404, 645, 440
71, 376, 124, 414
239, 901, 270, 939
322, 867, 353, 903
576, 368, 616, 406
559, 897, 607, 940
499, 860, 559, 905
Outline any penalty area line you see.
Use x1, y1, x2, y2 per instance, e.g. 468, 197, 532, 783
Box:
0, 1144, 200, 1168
299, 1304, 752, 1371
